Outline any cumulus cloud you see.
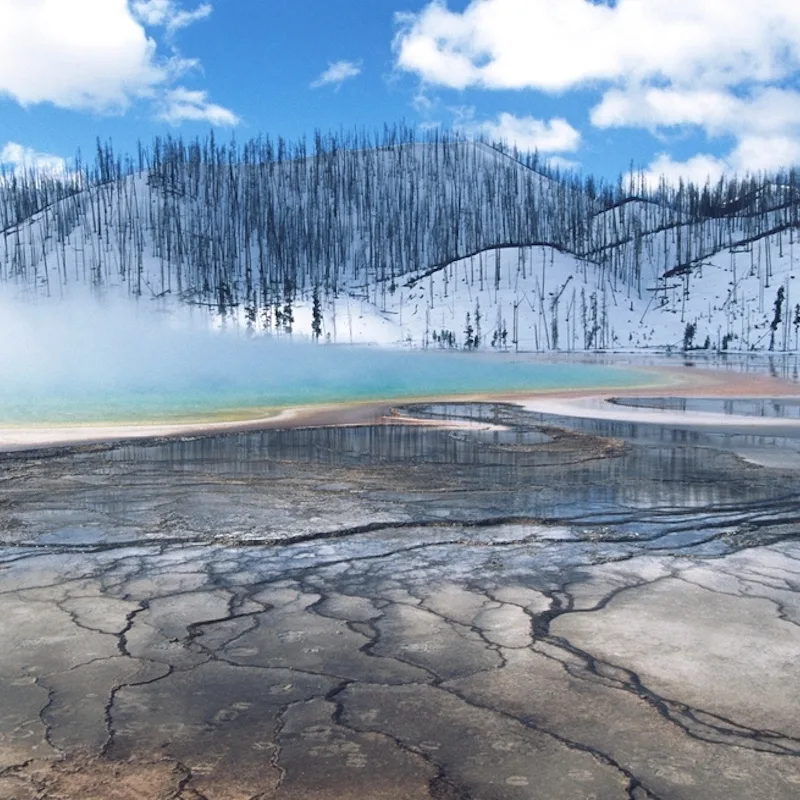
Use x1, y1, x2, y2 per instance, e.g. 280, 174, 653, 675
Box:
546, 155, 580, 172
395, 0, 800, 92
607, 88, 800, 177
158, 87, 240, 126
311, 60, 362, 89
729, 135, 800, 174
0, 0, 163, 110
638, 153, 728, 190
638, 137, 800, 189
395, 0, 800, 174
591, 88, 739, 134
132, 0, 212, 34
465, 111, 581, 153
591, 86, 800, 139
604, 88, 800, 175
0, 0, 236, 124
1, 142, 67, 177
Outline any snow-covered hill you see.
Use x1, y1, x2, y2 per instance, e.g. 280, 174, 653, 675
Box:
2, 130, 799, 352
281, 237, 798, 353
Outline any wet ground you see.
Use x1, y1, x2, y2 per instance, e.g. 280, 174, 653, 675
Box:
0, 399, 799, 799
610, 396, 800, 418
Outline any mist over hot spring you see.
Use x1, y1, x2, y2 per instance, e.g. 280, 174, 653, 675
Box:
0, 292, 640, 424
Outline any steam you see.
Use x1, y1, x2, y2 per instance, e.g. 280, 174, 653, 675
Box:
0, 290, 634, 424
0, 291, 407, 421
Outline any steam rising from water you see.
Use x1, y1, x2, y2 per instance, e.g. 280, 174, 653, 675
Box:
0, 291, 640, 424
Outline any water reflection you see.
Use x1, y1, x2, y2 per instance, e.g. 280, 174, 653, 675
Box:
514, 351, 800, 383
611, 396, 800, 418
85, 401, 798, 535
104, 422, 549, 473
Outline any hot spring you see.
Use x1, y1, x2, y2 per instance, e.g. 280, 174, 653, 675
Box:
0, 295, 649, 426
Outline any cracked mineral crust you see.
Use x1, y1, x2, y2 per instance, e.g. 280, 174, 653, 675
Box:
1, 400, 799, 798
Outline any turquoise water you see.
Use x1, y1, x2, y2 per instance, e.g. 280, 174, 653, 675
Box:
0, 342, 647, 426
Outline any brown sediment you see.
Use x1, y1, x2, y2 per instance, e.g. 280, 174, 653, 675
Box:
0, 750, 189, 800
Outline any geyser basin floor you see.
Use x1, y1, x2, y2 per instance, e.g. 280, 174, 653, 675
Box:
1, 372, 800, 799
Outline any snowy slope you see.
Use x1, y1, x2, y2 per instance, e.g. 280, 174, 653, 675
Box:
2, 135, 800, 352
280, 236, 798, 353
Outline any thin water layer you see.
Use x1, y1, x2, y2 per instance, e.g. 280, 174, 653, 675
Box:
595, 351, 800, 383
679, 351, 800, 383
509, 396, 800, 470
611, 396, 800, 418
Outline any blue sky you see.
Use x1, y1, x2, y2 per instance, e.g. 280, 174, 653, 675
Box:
2, 0, 800, 185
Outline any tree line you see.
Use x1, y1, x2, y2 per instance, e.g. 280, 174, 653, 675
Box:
2, 125, 800, 342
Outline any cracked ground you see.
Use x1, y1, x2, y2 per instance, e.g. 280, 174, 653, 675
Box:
0, 401, 799, 799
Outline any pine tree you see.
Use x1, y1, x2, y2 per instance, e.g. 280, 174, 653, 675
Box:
311, 285, 322, 340
283, 278, 294, 334
683, 322, 696, 351
794, 304, 800, 350
769, 286, 785, 351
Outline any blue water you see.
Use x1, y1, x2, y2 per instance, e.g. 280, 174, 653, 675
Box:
0, 341, 646, 425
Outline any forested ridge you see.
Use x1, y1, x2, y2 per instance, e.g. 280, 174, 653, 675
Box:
3, 125, 800, 351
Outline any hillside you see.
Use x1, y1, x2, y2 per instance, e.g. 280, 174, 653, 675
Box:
2, 128, 800, 352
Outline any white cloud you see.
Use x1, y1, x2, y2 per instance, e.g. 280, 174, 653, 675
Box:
638, 153, 729, 190
545, 155, 580, 172
597, 87, 800, 175
0, 0, 163, 110
0, 0, 234, 124
396, 0, 800, 176
729, 136, 800, 174
473, 112, 581, 153
591, 87, 800, 139
591, 88, 738, 134
412, 86, 436, 113
637, 139, 800, 188
393, 8, 480, 90
132, 0, 212, 34
0, 142, 66, 177
158, 87, 239, 126
311, 60, 362, 89
395, 0, 800, 92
